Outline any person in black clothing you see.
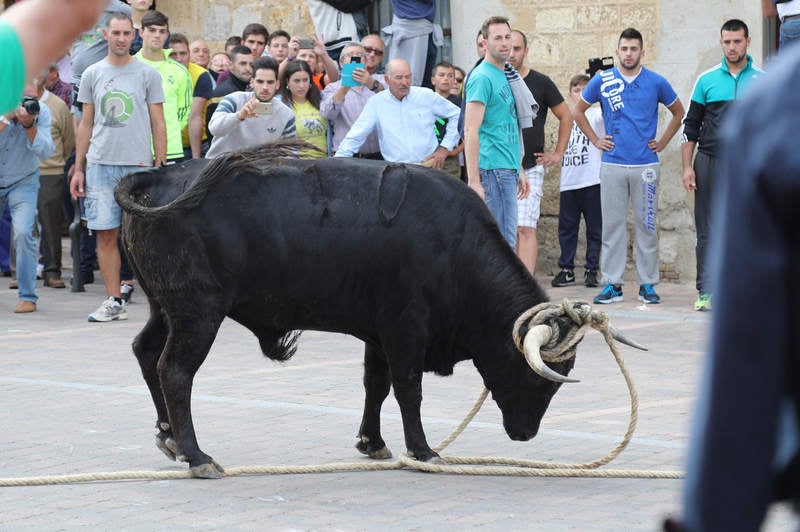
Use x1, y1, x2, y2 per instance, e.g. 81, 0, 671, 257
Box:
669, 44, 800, 532
508, 29, 572, 276
205, 45, 252, 141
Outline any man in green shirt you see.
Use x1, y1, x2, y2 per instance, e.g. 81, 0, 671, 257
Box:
134, 10, 191, 162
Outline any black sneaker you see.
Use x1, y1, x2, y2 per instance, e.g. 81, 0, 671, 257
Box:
551, 269, 575, 287
584, 269, 599, 287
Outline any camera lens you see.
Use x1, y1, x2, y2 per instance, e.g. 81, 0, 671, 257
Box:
21, 96, 40, 115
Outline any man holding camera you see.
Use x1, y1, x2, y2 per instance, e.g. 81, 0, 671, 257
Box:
0, 87, 55, 313
205, 56, 296, 159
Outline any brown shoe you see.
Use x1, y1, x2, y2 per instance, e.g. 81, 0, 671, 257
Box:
43, 276, 66, 288
9, 279, 18, 289
13, 300, 36, 313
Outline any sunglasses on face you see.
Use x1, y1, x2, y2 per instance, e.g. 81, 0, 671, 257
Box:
363, 46, 384, 56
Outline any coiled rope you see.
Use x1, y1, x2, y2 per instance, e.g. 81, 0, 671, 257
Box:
0, 300, 683, 486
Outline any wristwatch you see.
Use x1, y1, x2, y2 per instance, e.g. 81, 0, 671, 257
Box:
372, 80, 381, 91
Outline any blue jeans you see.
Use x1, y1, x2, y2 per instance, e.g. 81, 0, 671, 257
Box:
781, 16, 800, 49
0, 172, 40, 302
480, 168, 519, 248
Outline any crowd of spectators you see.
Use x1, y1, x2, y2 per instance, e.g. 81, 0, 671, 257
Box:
0, 0, 785, 319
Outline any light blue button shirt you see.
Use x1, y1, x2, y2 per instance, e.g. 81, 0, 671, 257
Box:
335, 86, 460, 163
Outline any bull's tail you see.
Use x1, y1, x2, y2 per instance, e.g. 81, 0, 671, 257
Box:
115, 139, 316, 220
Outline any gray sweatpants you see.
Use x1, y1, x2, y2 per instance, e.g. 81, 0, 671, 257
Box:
599, 163, 660, 286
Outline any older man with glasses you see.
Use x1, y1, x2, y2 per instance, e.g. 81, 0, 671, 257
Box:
321, 38, 388, 159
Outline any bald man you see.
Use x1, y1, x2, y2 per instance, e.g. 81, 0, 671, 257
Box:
335, 58, 460, 166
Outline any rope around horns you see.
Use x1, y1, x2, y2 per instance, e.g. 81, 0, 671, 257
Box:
0, 300, 683, 486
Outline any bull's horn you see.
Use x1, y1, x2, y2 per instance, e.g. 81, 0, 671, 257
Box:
522, 324, 580, 384
609, 326, 648, 351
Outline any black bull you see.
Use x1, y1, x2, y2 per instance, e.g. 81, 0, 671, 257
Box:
115, 143, 580, 478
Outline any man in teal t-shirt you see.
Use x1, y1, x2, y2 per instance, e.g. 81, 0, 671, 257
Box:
464, 16, 528, 248
0, 20, 25, 115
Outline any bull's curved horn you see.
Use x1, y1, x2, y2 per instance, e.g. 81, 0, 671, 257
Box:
522, 324, 580, 384
609, 326, 648, 351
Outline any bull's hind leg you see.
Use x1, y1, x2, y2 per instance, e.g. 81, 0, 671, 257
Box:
132, 298, 176, 461
356, 343, 393, 459
158, 310, 225, 478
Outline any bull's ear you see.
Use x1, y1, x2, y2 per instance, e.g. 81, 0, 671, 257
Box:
378, 164, 410, 225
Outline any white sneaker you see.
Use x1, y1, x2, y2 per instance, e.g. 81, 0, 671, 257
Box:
88, 297, 127, 322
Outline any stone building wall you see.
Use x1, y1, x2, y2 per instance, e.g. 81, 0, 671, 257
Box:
157, 0, 315, 52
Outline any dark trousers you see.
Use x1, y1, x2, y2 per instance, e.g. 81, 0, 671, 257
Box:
0, 206, 10, 272
694, 151, 716, 293
118, 231, 134, 281
61, 153, 98, 281
557, 184, 602, 271
38, 172, 65, 279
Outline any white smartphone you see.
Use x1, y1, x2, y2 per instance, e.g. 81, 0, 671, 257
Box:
254, 101, 273, 115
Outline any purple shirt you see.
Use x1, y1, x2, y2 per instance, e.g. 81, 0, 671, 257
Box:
46, 78, 73, 109
391, 0, 435, 21
320, 75, 387, 154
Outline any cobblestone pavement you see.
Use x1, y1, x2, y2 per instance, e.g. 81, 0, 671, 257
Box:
0, 258, 795, 530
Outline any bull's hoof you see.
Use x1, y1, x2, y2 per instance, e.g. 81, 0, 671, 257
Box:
190, 460, 225, 479
426, 455, 446, 465
155, 435, 177, 461
406, 449, 441, 463
355, 438, 392, 459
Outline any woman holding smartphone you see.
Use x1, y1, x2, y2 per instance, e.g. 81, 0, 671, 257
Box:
279, 60, 329, 158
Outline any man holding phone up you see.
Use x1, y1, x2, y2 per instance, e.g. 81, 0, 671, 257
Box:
206, 56, 296, 159
320, 37, 387, 159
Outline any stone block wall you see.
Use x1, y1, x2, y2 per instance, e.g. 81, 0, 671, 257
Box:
158, 0, 316, 53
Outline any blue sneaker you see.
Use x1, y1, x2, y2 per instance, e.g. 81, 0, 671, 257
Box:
594, 283, 623, 304
638, 284, 661, 304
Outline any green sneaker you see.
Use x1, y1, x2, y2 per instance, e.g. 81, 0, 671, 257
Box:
694, 292, 712, 312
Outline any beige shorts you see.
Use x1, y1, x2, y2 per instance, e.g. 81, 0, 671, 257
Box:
517, 165, 544, 228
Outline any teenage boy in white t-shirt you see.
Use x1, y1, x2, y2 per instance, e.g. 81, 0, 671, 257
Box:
551, 74, 603, 289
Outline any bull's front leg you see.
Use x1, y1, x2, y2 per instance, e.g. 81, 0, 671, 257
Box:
158, 312, 225, 478
391, 370, 439, 463
356, 343, 392, 459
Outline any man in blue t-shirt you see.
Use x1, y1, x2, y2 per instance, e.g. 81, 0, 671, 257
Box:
464, 16, 528, 248
573, 27, 684, 305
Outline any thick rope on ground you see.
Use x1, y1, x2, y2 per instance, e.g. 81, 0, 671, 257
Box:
0, 299, 683, 486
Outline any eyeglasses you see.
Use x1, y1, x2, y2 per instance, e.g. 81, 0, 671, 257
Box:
363, 46, 384, 56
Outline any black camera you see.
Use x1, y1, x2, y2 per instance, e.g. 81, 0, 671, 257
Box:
586, 56, 614, 76
21, 96, 40, 115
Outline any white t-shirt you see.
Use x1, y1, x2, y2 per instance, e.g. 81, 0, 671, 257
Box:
78, 59, 165, 166
778, 0, 800, 20
559, 105, 604, 192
